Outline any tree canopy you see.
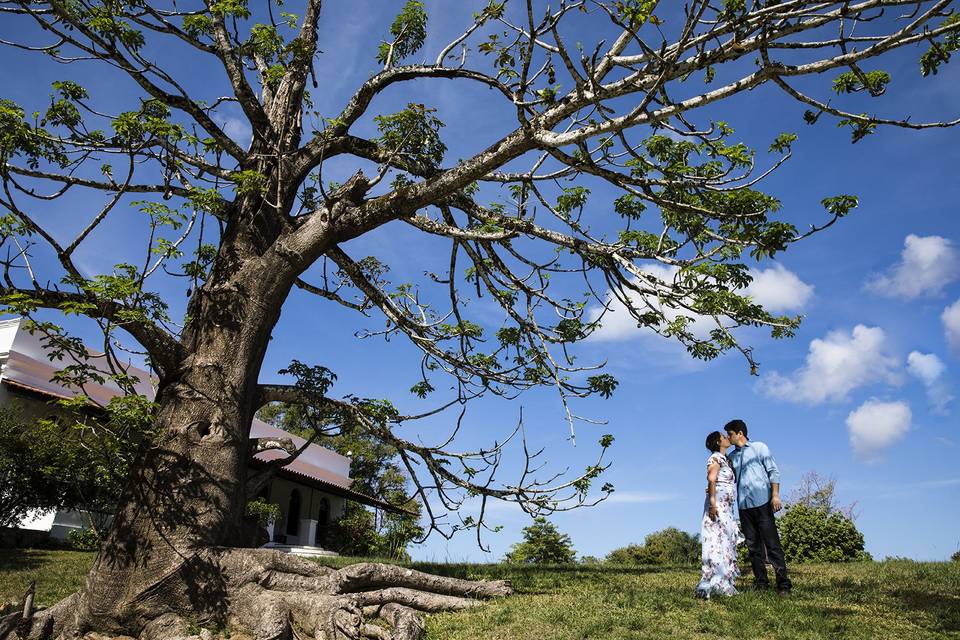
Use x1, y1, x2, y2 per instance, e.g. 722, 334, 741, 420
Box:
504, 516, 577, 564
606, 527, 700, 566
1, 0, 956, 548
0, 398, 151, 532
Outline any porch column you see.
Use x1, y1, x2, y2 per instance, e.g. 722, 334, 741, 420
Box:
300, 518, 318, 547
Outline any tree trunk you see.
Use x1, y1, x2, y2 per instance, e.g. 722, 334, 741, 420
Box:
75, 246, 292, 636
8, 231, 512, 640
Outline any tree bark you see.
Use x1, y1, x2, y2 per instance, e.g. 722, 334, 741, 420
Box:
72, 220, 300, 635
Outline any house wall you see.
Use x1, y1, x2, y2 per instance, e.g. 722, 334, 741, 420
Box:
0, 385, 70, 424
266, 476, 347, 547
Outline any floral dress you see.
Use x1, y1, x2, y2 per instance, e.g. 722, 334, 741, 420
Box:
695, 452, 743, 598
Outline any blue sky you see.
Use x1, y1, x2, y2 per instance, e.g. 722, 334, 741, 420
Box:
1, 2, 958, 562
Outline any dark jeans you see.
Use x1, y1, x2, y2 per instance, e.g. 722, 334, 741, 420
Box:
739, 501, 791, 590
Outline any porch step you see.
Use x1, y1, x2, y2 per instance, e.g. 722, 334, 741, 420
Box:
260, 542, 339, 558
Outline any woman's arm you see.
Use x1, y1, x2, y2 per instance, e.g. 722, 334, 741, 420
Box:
707, 461, 721, 521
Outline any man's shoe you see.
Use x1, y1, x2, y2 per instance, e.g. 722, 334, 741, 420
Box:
776, 588, 792, 598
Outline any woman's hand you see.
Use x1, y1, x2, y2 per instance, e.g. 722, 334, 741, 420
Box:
709, 502, 719, 521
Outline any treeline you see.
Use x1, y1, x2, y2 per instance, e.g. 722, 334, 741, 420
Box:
505, 473, 871, 566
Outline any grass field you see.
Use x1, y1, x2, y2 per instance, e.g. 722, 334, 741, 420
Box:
2, 550, 958, 639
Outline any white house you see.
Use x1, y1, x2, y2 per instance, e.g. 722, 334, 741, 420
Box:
0, 317, 406, 556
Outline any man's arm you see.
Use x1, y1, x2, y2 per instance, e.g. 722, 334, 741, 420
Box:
759, 443, 783, 512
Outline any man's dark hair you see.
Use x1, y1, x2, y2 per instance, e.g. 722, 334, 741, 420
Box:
724, 419, 748, 438
705, 431, 723, 453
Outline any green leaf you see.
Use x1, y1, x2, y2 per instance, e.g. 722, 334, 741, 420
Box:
377, 0, 428, 65
374, 103, 446, 168
587, 374, 619, 399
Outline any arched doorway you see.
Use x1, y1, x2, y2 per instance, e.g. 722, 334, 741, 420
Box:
315, 497, 330, 546
286, 489, 301, 538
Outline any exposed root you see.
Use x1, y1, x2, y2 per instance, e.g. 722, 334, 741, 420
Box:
2, 548, 512, 640
2, 590, 79, 640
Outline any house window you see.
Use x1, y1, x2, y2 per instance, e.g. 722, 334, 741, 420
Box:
315, 497, 330, 546
286, 489, 301, 537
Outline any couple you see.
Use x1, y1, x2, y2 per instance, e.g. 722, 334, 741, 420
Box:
695, 419, 792, 599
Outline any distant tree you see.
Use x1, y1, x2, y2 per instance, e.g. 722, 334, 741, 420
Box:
0, 399, 152, 536
788, 471, 859, 519
606, 527, 700, 566
505, 517, 576, 565
952, 550, 960, 562
779, 471, 869, 563
0, 407, 57, 528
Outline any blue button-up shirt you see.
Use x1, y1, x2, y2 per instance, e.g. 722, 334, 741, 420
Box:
727, 440, 780, 510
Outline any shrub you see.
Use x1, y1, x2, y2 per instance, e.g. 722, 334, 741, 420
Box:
66, 527, 102, 551
779, 503, 868, 563
505, 517, 576, 565
245, 497, 281, 526
328, 502, 382, 556
606, 527, 700, 566
951, 550, 960, 562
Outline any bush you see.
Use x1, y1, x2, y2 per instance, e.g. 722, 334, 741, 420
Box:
951, 550, 960, 562
606, 527, 700, 566
245, 497, 281, 526
66, 527, 102, 551
328, 502, 383, 557
505, 517, 576, 565
779, 503, 868, 563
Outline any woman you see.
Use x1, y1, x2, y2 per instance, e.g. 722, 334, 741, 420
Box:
695, 430, 743, 598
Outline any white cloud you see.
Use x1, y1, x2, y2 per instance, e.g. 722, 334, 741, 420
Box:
907, 351, 953, 415
759, 325, 900, 404
944, 299, 960, 353
907, 351, 945, 383
587, 264, 707, 343
744, 264, 814, 313
588, 263, 813, 342
214, 115, 252, 147
845, 399, 911, 457
866, 234, 959, 299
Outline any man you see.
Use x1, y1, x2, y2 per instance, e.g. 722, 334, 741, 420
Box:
725, 419, 792, 595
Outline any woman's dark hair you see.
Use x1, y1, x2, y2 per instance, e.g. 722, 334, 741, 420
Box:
724, 419, 748, 438
705, 431, 723, 453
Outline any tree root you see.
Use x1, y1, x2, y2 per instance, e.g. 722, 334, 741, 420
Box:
2, 548, 511, 640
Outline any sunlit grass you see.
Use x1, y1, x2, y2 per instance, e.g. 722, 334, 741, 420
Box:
0, 549, 92, 607
3, 550, 958, 639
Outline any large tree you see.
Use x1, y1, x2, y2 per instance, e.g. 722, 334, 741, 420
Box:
0, 1, 957, 638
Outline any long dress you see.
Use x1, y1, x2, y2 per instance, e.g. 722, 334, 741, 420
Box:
695, 452, 743, 598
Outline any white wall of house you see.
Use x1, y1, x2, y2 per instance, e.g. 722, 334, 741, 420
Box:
267, 476, 346, 547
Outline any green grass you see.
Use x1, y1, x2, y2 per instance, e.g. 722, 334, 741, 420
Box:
0, 549, 92, 607
3, 551, 958, 639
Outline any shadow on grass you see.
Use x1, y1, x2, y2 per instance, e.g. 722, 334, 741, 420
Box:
406, 562, 675, 579
0, 550, 45, 573
891, 589, 960, 633
814, 573, 960, 635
